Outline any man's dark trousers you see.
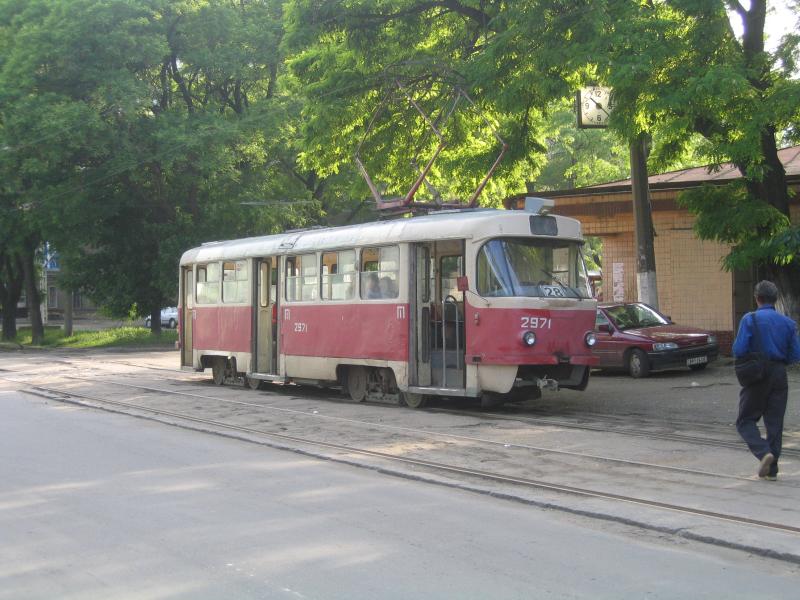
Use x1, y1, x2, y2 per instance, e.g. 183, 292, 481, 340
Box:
736, 362, 788, 474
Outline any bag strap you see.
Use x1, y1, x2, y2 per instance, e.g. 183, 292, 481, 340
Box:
750, 312, 764, 354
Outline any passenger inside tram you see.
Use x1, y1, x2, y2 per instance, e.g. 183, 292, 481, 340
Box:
366, 273, 382, 299
379, 276, 398, 299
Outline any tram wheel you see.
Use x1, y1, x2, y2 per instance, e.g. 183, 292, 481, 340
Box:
346, 366, 368, 402
212, 358, 226, 386
628, 349, 650, 378
480, 392, 506, 409
246, 375, 265, 390
401, 392, 427, 409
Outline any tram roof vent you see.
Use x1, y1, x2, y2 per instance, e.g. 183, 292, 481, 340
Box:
523, 197, 554, 215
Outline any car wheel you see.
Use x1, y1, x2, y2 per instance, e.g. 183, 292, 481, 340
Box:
628, 348, 650, 378
145, 318, 151, 328
168, 318, 177, 329
689, 363, 708, 371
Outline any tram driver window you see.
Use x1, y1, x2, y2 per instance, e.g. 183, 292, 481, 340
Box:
322, 250, 355, 301
360, 246, 399, 299
196, 263, 220, 304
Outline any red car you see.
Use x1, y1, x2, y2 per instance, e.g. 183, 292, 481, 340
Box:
593, 303, 719, 377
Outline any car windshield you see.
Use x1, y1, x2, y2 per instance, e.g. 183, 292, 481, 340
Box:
476, 238, 591, 299
604, 304, 669, 330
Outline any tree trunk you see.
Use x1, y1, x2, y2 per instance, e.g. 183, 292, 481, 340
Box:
63, 290, 73, 337
762, 262, 800, 325
150, 305, 162, 335
21, 244, 44, 345
735, 133, 798, 323
0, 254, 24, 341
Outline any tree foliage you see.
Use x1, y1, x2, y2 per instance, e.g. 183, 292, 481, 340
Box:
284, 0, 800, 316
0, 0, 343, 333
1, 0, 798, 332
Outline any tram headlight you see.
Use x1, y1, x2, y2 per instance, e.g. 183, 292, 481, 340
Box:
584, 332, 597, 347
522, 331, 536, 347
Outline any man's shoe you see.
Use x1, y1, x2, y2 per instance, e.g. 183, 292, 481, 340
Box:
758, 453, 775, 478
760, 474, 778, 481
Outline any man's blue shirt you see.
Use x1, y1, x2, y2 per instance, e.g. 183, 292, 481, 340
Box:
732, 305, 800, 363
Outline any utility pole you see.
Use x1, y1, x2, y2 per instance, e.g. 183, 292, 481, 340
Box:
629, 132, 659, 309
576, 86, 659, 308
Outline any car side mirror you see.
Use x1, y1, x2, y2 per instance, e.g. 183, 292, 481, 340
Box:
597, 323, 611, 333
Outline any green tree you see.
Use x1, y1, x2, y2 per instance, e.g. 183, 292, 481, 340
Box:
285, 0, 800, 317
0, 0, 332, 334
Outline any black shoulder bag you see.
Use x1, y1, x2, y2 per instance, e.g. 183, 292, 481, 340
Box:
734, 313, 768, 387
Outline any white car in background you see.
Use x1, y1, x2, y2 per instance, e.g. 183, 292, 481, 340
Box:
144, 307, 178, 329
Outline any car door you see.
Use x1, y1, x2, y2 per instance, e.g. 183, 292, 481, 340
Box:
593, 310, 618, 367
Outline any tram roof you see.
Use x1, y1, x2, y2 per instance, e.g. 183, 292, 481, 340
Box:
180, 208, 584, 265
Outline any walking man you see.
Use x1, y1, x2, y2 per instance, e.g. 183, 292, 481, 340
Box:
733, 280, 800, 480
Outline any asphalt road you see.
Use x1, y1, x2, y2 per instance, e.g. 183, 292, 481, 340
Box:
2, 389, 799, 600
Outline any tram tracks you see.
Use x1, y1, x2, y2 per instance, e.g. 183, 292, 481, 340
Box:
436, 407, 800, 458
11, 379, 800, 545
7, 355, 800, 461
5, 363, 800, 567
0, 369, 776, 485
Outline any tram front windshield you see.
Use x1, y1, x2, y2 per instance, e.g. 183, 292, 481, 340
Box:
477, 238, 591, 299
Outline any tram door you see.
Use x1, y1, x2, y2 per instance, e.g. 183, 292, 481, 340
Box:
411, 241, 465, 389
181, 267, 193, 367
412, 243, 433, 386
254, 257, 278, 374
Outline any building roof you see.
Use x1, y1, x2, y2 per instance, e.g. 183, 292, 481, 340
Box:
533, 145, 800, 198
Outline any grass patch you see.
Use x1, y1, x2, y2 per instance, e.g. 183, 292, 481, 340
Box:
8, 326, 177, 349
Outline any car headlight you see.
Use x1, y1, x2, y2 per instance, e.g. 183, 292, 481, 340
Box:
522, 331, 536, 347
707, 335, 717, 344
584, 332, 597, 347
653, 342, 678, 351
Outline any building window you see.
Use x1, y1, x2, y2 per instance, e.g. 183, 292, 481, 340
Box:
321, 250, 356, 301
48, 286, 58, 309
222, 260, 249, 303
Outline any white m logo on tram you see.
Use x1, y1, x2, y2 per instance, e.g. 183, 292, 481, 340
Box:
396, 306, 406, 320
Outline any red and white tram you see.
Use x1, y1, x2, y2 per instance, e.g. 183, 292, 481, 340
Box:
178, 204, 598, 407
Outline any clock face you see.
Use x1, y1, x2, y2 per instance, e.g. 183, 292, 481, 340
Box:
577, 86, 614, 128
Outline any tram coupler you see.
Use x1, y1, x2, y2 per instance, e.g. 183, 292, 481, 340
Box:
536, 377, 559, 391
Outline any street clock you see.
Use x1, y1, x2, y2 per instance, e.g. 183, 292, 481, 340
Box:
576, 86, 615, 129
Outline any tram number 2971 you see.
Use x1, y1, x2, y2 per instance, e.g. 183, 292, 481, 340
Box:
521, 316, 552, 329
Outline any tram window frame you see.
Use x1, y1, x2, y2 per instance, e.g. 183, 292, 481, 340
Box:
196, 262, 221, 304
285, 254, 318, 302
321, 250, 356, 301
360, 245, 399, 300
222, 260, 249, 304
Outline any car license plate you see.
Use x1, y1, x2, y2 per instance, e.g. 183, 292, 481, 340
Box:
686, 356, 708, 366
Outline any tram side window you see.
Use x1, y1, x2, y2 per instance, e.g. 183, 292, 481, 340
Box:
196, 263, 220, 304
222, 260, 248, 303
285, 254, 318, 302
322, 250, 355, 301
360, 245, 399, 299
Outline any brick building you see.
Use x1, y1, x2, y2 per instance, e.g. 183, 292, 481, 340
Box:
523, 146, 800, 354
